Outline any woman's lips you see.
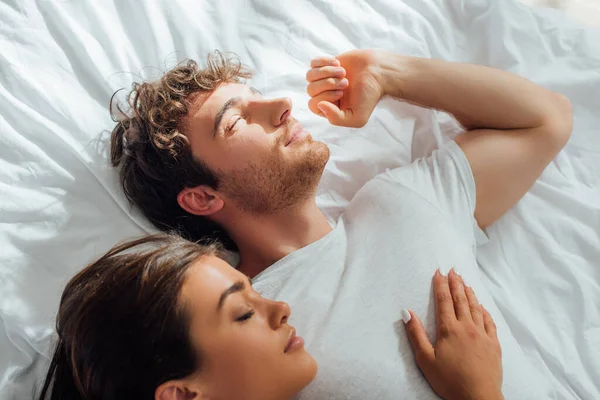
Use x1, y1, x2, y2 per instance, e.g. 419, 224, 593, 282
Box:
284, 328, 305, 353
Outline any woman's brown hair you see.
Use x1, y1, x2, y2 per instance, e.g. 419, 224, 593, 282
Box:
38, 234, 223, 399
110, 51, 252, 251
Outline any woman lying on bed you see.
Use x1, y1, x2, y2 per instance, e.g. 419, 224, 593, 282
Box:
39, 234, 503, 400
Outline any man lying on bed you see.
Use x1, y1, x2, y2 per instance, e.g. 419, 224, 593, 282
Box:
109, 50, 572, 399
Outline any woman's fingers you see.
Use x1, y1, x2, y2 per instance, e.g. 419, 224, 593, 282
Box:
433, 269, 457, 336
307, 77, 348, 97
403, 310, 435, 369
482, 306, 498, 340
448, 269, 471, 321
308, 91, 344, 116
310, 56, 340, 68
464, 284, 484, 328
306, 66, 346, 82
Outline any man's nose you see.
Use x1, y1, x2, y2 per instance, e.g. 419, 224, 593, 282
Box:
269, 97, 293, 127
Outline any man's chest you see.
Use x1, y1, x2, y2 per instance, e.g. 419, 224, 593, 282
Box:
255, 190, 480, 398
262, 235, 477, 399
287, 267, 446, 400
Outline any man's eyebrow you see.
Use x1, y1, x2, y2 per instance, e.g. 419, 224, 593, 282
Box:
249, 86, 262, 95
217, 276, 253, 311
213, 96, 242, 138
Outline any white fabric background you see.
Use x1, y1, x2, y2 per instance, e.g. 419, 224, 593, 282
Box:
520, 0, 600, 27
1, 0, 599, 399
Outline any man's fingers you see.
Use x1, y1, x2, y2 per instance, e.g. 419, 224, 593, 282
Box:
310, 56, 340, 68
448, 268, 471, 321
307, 77, 348, 97
433, 269, 456, 333
316, 102, 368, 128
306, 66, 346, 82
482, 306, 498, 340
403, 310, 435, 368
316, 101, 347, 126
308, 91, 344, 116
464, 285, 484, 328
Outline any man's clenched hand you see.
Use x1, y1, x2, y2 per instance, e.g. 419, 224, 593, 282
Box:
306, 50, 384, 128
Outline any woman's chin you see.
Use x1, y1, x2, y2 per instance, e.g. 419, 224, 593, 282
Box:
291, 350, 319, 394
305, 352, 318, 382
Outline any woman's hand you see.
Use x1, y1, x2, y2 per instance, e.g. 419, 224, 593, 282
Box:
306, 50, 384, 128
403, 269, 504, 400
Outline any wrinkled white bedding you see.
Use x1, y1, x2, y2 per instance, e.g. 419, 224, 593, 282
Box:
521, 0, 600, 28
1, 0, 599, 399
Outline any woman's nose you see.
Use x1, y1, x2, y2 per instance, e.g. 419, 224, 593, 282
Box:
269, 300, 291, 329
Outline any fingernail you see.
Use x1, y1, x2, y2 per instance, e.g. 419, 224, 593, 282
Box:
330, 59, 340, 66
401, 309, 412, 324
452, 267, 460, 277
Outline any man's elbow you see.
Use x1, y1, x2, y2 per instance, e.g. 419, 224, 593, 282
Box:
544, 93, 573, 150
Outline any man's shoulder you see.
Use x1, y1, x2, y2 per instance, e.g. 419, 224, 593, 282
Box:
354, 141, 473, 208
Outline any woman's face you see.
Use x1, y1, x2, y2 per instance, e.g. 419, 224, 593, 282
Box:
179, 255, 317, 400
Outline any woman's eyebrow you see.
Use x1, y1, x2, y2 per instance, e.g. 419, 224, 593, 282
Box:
218, 280, 245, 310
217, 277, 253, 311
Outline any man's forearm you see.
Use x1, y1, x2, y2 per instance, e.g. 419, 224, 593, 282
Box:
376, 53, 568, 132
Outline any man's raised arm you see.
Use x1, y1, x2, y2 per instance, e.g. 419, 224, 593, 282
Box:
307, 51, 572, 228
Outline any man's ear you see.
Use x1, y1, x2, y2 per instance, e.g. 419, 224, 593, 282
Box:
177, 186, 224, 217
155, 380, 207, 400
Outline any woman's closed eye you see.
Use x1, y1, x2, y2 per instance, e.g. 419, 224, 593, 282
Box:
236, 309, 255, 322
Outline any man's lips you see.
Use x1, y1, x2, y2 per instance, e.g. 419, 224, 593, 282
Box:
284, 327, 305, 353
285, 123, 304, 146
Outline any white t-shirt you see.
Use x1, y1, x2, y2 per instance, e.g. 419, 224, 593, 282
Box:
253, 141, 554, 400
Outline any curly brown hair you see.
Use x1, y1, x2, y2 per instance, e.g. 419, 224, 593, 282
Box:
110, 51, 252, 250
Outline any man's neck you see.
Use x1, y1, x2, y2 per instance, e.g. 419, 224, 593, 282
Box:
223, 199, 332, 277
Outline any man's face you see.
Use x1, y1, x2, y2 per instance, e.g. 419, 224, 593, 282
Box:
183, 83, 330, 214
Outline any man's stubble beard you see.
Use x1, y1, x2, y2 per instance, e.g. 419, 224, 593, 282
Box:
217, 140, 330, 215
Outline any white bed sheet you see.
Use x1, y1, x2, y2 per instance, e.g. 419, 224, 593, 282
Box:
1, 0, 599, 399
